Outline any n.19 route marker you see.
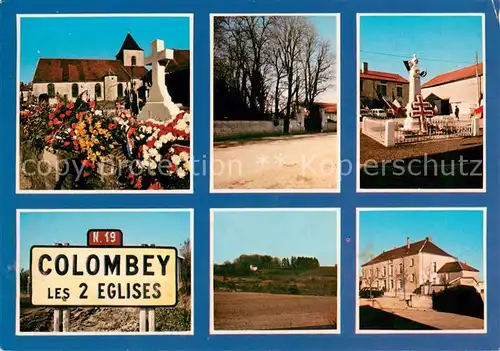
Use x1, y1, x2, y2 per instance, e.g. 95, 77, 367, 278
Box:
30, 246, 178, 307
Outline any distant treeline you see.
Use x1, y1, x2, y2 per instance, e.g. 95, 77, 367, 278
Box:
214, 254, 320, 276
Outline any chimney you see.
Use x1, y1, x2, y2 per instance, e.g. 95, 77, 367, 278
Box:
406, 237, 410, 249
363, 62, 368, 73
426, 236, 432, 242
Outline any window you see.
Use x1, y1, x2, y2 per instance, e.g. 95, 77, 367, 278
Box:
376, 268, 379, 277
433, 262, 437, 273
389, 265, 393, 276
377, 84, 387, 96
398, 279, 403, 289
390, 280, 394, 289
397, 86, 403, 97
47, 84, 55, 98
399, 263, 403, 274
370, 269, 373, 277
95, 83, 102, 98
360, 80, 363, 92
410, 274, 415, 282
410, 258, 414, 267
117, 83, 124, 97
383, 266, 386, 277
433, 278, 437, 284
131, 56, 137, 66
71, 83, 79, 98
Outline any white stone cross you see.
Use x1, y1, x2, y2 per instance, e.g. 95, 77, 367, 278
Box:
137, 39, 180, 121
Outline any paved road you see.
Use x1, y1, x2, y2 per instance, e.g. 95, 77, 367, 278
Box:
213, 134, 339, 190
214, 292, 337, 331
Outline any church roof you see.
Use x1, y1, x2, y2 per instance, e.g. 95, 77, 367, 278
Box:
361, 237, 454, 267
141, 49, 190, 81
437, 261, 479, 273
116, 33, 143, 61
33, 58, 148, 83
422, 62, 483, 89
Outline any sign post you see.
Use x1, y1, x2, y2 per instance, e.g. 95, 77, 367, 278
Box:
32, 231, 177, 333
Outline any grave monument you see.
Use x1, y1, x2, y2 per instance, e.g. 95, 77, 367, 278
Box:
403, 54, 433, 132
137, 39, 180, 121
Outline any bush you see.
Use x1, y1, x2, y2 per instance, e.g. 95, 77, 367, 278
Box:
432, 285, 484, 319
155, 307, 191, 331
359, 288, 384, 298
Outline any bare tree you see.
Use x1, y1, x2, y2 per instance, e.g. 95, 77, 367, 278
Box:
300, 25, 335, 107
396, 258, 412, 300
439, 273, 451, 289
180, 239, 191, 294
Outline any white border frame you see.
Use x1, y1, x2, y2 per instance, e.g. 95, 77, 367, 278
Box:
16, 14, 195, 194
355, 207, 487, 334
209, 13, 341, 194
356, 13, 487, 193
209, 207, 341, 335
16, 208, 195, 336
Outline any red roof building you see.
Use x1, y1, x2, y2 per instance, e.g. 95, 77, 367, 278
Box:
422, 63, 483, 89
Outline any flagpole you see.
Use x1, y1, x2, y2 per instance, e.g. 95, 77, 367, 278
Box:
475, 52, 481, 107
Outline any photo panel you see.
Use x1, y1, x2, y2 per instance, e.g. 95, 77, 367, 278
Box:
210, 208, 340, 334
356, 208, 487, 334
210, 14, 341, 193
16, 209, 194, 335
17, 14, 193, 194
356, 14, 485, 192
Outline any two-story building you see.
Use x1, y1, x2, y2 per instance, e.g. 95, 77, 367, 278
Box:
359, 62, 409, 110
360, 237, 481, 295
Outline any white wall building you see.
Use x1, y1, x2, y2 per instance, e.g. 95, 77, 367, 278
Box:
421, 62, 484, 118
31, 33, 148, 105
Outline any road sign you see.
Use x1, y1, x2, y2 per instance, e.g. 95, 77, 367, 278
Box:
30, 246, 178, 307
87, 229, 123, 247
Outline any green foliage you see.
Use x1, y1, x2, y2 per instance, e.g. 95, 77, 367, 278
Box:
155, 307, 191, 331
179, 239, 191, 295
19, 269, 30, 294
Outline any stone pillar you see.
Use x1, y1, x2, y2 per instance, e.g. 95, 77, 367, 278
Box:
385, 120, 395, 147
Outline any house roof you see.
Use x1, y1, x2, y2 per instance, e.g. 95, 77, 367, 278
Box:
33, 58, 148, 83
361, 238, 454, 267
422, 62, 483, 89
316, 102, 337, 114
116, 33, 143, 61
141, 49, 190, 82
360, 70, 409, 84
437, 261, 479, 273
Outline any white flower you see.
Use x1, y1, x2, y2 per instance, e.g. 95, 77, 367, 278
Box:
140, 134, 145, 139
149, 160, 157, 170
178, 136, 184, 141
141, 160, 149, 168
183, 162, 191, 172
154, 140, 163, 149
171, 155, 181, 166
175, 120, 188, 131
154, 154, 161, 162
176, 168, 186, 179
180, 151, 189, 162
94, 110, 103, 116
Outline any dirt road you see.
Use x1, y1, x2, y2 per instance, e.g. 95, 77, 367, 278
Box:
213, 134, 338, 190
214, 292, 337, 330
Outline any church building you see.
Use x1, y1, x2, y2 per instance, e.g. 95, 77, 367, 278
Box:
30, 34, 190, 108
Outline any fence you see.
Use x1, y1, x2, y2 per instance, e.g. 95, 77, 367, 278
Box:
362, 117, 483, 147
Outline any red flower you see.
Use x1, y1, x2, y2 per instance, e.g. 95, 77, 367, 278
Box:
49, 113, 55, 120
48, 121, 53, 126
65, 110, 72, 116
59, 113, 65, 119
64, 141, 70, 147
66, 102, 74, 109
83, 171, 90, 177
134, 176, 143, 189
108, 124, 117, 130
81, 160, 95, 169
148, 182, 163, 190
89, 100, 95, 108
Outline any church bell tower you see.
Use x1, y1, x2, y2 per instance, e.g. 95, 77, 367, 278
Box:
116, 33, 145, 68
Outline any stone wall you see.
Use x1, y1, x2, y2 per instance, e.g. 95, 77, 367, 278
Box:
409, 295, 433, 309
214, 119, 337, 139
